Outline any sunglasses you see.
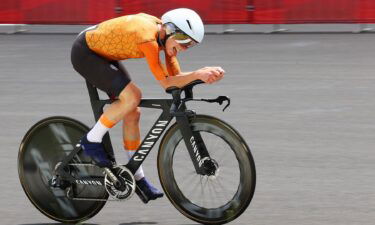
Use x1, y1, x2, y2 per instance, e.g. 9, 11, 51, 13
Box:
165, 23, 197, 48
173, 33, 197, 48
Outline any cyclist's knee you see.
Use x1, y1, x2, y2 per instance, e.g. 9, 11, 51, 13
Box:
118, 83, 142, 110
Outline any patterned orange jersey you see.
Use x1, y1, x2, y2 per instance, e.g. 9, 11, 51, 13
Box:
85, 13, 180, 80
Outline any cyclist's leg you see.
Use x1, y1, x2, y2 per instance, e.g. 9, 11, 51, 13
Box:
112, 62, 163, 199
102, 61, 142, 122
80, 81, 141, 166
122, 120, 164, 201
102, 82, 141, 122
122, 108, 143, 179
71, 31, 139, 166
112, 62, 143, 178
79, 82, 141, 167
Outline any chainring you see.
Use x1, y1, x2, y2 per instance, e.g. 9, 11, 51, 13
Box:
104, 165, 135, 200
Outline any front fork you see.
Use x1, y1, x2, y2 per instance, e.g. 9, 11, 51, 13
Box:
174, 107, 212, 175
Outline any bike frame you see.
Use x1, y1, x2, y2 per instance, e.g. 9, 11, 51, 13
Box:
56, 81, 211, 183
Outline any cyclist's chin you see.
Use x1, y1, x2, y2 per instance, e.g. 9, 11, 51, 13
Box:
166, 47, 178, 57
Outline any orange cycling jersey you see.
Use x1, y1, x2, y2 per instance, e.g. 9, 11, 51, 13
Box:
85, 13, 181, 80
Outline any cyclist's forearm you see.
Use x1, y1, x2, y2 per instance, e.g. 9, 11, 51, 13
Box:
178, 71, 193, 76
159, 72, 199, 89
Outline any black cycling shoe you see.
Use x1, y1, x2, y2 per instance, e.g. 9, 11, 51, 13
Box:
135, 177, 164, 203
80, 135, 113, 168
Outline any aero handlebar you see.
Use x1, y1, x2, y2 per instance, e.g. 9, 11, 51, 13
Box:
166, 80, 204, 114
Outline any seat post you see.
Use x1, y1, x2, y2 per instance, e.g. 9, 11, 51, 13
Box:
85, 81, 103, 121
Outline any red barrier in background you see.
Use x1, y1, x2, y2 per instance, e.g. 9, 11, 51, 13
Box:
0, 0, 375, 24
0, 0, 250, 24
357, 0, 375, 23
0, 0, 116, 24
253, 0, 375, 24
0, 0, 22, 23
118, 0, 250, 24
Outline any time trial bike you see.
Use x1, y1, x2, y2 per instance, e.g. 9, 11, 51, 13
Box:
18, 80, 256, 224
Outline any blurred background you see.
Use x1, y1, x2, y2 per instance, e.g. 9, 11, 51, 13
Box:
0, 1, 374, 225
1, 0, 375, 33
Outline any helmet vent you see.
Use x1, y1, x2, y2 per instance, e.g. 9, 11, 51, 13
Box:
186, 20, 192, 30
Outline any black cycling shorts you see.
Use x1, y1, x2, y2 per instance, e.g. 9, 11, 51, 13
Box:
71, 31, 131, 97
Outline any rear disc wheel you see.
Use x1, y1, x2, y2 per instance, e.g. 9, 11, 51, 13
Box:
18, 116, 108, 223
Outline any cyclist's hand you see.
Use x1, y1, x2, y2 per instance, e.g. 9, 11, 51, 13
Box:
196, 66, 225, 84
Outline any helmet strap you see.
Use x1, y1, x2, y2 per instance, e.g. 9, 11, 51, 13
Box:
158, 34, 173, 48
157, 33, 165, 47
158, 24, 174, 48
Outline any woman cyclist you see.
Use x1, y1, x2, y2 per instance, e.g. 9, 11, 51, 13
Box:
71, 8, 225, 202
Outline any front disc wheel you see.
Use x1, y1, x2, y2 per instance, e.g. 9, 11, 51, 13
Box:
158, 115, 256, 224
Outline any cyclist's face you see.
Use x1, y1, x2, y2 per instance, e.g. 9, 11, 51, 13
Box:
165, 36, 187, 57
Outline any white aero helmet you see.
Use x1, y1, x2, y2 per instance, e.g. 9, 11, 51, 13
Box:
161, 8, 205, 46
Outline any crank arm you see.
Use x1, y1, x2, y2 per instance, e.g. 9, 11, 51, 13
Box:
104, 168, 122, 189
199, 96, 231, 112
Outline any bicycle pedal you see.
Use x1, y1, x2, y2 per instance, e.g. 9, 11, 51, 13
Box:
135, 186, 150, 204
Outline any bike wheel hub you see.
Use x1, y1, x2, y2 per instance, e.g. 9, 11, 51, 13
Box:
202, 158, 219, 177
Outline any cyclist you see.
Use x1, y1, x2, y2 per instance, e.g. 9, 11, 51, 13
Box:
71, 8, 224, 202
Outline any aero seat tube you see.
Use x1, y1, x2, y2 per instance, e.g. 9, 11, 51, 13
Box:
85, 81, 116, 161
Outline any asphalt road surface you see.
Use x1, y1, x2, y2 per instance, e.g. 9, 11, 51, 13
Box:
0, 32, 374, 225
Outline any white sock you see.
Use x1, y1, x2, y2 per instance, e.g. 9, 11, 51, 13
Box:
126, 151, 145, 181
87, 115, 115, 143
